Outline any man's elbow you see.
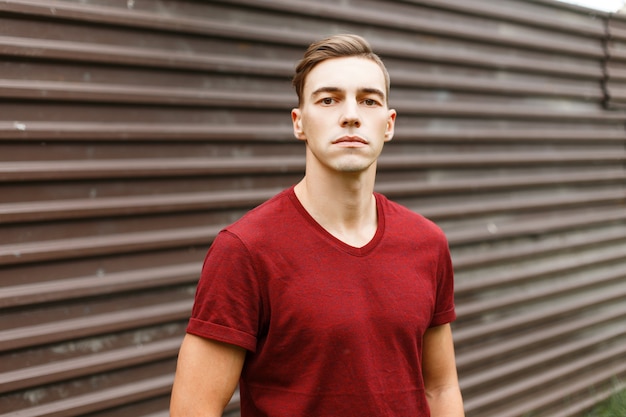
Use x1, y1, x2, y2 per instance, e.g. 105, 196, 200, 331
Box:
425, 383, 465, 417
426, 382, 462, 398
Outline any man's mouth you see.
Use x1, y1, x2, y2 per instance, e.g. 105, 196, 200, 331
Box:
333, 136, 368, 145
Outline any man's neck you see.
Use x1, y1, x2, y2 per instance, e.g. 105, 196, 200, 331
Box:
293, 171, 378, 248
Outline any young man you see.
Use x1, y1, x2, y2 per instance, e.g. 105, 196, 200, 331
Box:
170, 34, 464, 416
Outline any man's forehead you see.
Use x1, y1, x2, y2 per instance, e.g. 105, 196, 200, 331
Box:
304, 57, 387, 94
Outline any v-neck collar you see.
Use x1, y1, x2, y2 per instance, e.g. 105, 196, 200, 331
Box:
287, 186, 385, 257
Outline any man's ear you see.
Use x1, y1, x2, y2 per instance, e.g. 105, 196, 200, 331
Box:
291, 108, 306, 141
384, 109, 397, 142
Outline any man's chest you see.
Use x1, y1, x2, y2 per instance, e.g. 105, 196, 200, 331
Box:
262, 253, 437, 343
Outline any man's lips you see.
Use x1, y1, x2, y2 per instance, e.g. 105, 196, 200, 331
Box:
332, 136, 368, 145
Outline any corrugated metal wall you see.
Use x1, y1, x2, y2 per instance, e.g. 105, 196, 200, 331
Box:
1, 0, 625, 416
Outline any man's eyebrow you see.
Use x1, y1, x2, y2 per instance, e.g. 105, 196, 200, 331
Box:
311, 86, 386, 99
311, 86, 343, 97
360, 87, 386, 100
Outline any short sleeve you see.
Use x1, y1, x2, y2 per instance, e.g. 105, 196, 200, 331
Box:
430, 235, 457, 327
186, 230, 262, 352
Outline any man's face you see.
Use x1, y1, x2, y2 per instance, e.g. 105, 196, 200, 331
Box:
291, 56, 396, 174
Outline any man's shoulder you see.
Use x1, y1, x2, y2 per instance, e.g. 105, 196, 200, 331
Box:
225, 187, 296, 237
378, 193, 447, 240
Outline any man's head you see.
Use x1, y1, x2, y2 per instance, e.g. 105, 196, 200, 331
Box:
292, 34, 391, 107
290, 34, 396, 175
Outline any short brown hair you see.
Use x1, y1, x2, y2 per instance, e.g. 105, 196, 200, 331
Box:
292, 34, 390, 106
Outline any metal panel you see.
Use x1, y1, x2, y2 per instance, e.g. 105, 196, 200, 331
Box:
606, 12, 626, 109
0, 0, 624, 416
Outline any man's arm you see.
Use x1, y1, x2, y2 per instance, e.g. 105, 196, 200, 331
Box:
422, 323, 465, 416
170, 333, 246, 417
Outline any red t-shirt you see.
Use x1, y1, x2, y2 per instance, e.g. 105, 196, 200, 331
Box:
187, 186, 456, 416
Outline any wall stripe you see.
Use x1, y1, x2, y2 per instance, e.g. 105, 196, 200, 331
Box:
1, 1, 625, 416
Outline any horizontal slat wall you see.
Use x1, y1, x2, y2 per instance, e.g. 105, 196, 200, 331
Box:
0, 0, 625, 416
606, 11, 626, 109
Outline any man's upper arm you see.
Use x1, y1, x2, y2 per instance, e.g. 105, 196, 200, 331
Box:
170, 333, 246, 417
422, 323, 465, 416
422, 324, 458, 388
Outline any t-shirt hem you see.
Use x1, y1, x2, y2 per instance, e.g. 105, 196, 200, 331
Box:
186, 317, 257, 352
430, 308, 457, 327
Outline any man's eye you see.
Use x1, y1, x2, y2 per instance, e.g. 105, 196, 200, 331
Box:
363, 99, 378, 106
321, 97, 334, 105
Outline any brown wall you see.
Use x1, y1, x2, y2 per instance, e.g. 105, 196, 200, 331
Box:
1, 1, 625, 416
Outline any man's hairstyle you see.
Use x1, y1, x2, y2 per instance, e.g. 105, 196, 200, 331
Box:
292, 34, 391, 106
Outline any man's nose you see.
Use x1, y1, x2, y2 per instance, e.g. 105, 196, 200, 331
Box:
340, 101, 361, 128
